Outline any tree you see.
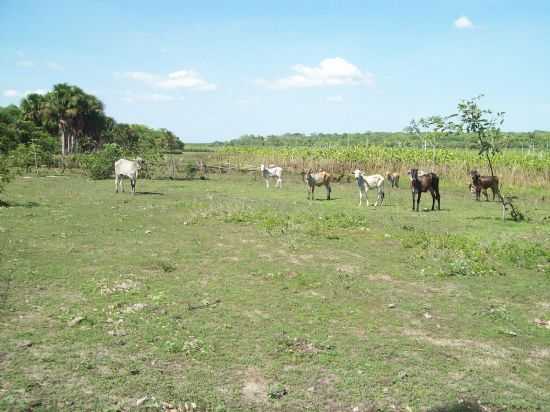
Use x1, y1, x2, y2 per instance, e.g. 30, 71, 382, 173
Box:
454, 96, 523, 220
40, 84, 108, 155
405, 115, 454, 166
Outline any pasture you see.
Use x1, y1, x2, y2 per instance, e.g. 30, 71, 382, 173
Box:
1, 171, 549, 411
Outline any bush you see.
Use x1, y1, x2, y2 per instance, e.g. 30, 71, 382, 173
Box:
0, 156, 11, 197
81, 143, 123, 179
8, 143, 54, 172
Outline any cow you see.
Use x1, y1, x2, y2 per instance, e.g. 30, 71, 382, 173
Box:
260, 164, 283, 188
409, 168, 440, 211
115, 158, 144, 194
469, 170, 501, 201
304, 169, 332, 200
354, 169, 385, 207
386, 172, 400, 188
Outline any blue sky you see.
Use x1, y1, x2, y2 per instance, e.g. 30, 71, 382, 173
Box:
1, 1, 549, 142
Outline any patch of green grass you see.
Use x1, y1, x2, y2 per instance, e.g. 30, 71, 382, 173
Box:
0, 172, 549, 411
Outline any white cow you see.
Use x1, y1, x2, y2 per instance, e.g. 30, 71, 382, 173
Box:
260, 164, 283, 188
115, 158, 143, 194
354, 169, 385, 207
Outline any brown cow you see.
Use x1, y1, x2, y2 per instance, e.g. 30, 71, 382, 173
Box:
386, 172, 400, 188
304, 169, 332, 200
410, 168, 440, 211
469, 170, 501, 201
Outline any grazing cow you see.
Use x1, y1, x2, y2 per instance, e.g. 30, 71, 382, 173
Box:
260, 164, 283, 188
354, 169, 385, 207
469, 170, 501, 201
409, 168, 440, 211
386, 172, 400, 188
304, 169, 332, 200
115, 158, 143, 194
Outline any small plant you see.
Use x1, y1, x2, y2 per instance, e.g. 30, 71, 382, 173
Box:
158, 260, 176, 273
268, 383, 287, 399
183, 162, 198, 179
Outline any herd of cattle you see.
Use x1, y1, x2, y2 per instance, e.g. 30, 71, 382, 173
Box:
113, 157, 500, 211
261, 163, 500, 211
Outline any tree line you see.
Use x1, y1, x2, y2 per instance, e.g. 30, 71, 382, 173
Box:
0, 83, 184, 169
224, 130, 550, 150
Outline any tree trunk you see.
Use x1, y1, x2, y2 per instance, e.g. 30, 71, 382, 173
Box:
60, 127, 66, 156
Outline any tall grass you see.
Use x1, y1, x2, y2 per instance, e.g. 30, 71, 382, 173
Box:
211, 145, 550, 186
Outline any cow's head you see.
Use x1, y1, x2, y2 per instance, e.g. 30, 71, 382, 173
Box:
135, 157, 144, 170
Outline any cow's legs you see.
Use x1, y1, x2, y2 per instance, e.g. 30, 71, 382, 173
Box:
416, 192, 422, 211
265, 178, 270, 189
429, 189, 436, 210
131, 178, 136, 194
375, 188, 383, 207
115, 175, 119, 193
276, 178, 282, 188
326, 184, 331, 200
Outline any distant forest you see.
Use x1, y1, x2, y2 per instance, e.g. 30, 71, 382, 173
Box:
222, 131, 550, 150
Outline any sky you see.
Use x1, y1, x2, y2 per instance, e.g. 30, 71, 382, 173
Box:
1, 0, 550, 142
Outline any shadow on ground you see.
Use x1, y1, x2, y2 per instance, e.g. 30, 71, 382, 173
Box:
0, 200, 40, 208
428, 400, 501, 412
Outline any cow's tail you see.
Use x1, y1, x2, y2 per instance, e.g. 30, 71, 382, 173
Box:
432, 174, 440, 194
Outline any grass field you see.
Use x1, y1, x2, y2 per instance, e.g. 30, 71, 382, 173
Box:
1, 172, 549, 411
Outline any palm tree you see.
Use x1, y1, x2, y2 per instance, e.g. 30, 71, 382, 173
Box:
42, 84, 108, 155
20, 93, 46, 126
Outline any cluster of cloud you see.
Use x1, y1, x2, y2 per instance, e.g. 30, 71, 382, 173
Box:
259, 57, 374, 89
121, 92, 185, 104
2, 89, 46, 98
15, 58, 64, 70
123, 69, 216, 91
454, 16, 474, 29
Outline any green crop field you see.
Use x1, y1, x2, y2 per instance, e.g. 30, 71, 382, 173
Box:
1, 170, 549, 411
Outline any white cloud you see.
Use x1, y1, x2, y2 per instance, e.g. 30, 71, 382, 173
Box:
326, 95, 344, 103
123, 69, 216, 91
24, 89, 47, 96
260, 57, 374, 89
46, 62, 64, 71
454, 16, 474, 29
122, 92, 184, 103
2, 89, 48, 98
3, 89, 19, 97
16, 60, 33, 68
125, 71, 157, 82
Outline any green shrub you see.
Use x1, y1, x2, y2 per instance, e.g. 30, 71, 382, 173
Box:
0, 156, 11, 197
8, 144, 54, 172
81, 143, 123, 179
